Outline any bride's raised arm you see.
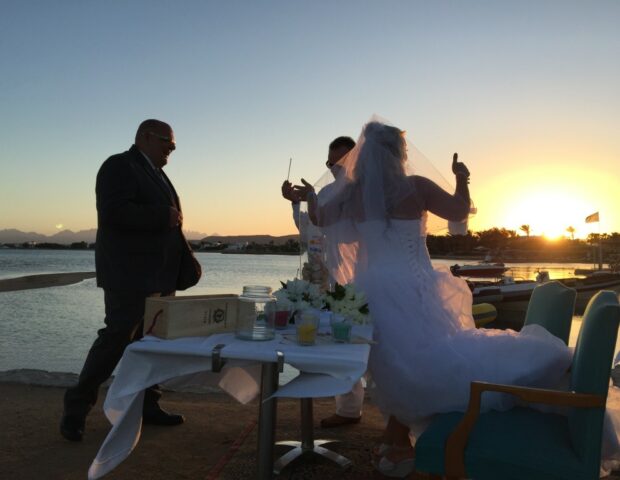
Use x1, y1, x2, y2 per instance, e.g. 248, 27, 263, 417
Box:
414, 153, 471, 222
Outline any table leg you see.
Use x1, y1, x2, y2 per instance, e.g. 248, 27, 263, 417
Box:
257, 361, 279, 480
274, 398, 352, 474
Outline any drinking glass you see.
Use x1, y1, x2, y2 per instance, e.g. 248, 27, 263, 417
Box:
274, 306, 293, 329
330, 313, 352, 343
295, 311, 320, 346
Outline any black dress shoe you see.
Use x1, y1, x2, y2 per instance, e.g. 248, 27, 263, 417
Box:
60, 414, 85, 441
142, 408, 185, 426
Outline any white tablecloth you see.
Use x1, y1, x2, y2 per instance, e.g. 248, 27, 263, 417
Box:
88, 326, 371, 479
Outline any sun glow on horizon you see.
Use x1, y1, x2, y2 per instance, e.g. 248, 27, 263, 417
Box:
504, 189, 591, 239
471, 164, 620, 239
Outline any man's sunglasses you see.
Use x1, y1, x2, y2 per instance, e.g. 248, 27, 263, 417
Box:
148, 132, 175, 145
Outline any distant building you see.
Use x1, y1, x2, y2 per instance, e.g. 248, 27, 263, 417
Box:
223, 242, 248, 252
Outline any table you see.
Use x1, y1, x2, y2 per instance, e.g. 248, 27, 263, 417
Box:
88, 326, 371, 479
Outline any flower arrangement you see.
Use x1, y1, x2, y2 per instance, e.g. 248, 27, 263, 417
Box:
323, 282, 370, 325
273, 278, 325, 312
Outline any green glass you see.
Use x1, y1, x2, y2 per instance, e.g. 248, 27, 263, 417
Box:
331, 321, 352, 343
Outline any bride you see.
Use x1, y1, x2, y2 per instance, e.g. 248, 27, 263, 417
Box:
301, 120, 573, 477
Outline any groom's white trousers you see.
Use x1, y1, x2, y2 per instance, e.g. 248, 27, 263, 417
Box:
336, 379, 364, 417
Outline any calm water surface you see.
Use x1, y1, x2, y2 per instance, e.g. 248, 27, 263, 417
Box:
0, 250, 613, 374
0, 250, 298, 373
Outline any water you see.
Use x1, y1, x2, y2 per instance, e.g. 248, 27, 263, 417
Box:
0, 250, 297, 373
0, 250, 616, 374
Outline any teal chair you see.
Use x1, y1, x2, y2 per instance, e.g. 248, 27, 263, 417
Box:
523, 280, 577, 344
415, 290, 620, 480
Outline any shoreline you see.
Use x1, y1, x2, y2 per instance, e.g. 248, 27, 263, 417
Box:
0, 259, 598, 294
429, 254, 594, 265
1, 247, 604, 264
0, 369, 80, 388
0, 271, 96, 292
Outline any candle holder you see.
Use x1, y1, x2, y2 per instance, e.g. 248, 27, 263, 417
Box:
274, 307, 293, 330
330, 314, 352, 343
295, 311, 320, 346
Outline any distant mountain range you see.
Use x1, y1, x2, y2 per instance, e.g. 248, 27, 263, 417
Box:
0, 228, 298, 245
0, 229, 96, 244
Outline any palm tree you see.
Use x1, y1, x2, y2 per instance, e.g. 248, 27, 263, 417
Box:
566, 226, 576, 241
520, 224, 531, 237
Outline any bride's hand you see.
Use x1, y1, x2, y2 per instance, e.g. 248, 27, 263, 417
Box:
452, 153, 470, 182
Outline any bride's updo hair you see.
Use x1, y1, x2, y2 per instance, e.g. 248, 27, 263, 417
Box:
353, 121, 410, 214
357, 122, 408, 178
363, 121, 407, 163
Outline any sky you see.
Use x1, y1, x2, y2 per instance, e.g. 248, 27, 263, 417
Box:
1, 0, 619, 239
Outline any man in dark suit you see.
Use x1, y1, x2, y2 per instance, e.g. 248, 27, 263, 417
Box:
61, 119, 201, 441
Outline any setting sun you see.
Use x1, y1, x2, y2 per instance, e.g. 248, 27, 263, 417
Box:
504, 190, 589, 239
471, 163, 620, 238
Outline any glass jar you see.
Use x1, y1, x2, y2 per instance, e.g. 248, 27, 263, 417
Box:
235, 285, 276, 341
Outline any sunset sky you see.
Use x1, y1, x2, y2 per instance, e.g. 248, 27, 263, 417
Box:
1, 1, 618, 239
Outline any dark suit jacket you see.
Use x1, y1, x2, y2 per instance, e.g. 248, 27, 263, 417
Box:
95, 145, 191, 293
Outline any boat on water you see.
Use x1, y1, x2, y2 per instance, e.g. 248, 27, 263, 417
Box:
450, 261, 509, 278
574, 267, 615, 276
469, 270, 620, 330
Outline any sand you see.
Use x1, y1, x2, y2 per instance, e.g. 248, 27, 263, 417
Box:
0, 370, 389, 480
2, 370, 620, 479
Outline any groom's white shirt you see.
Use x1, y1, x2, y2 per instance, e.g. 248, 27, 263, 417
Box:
289, 180, 363, 419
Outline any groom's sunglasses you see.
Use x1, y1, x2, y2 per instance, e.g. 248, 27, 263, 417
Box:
148, 132, 176, 147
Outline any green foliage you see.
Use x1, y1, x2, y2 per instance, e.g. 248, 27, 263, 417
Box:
327, 283, 347, 301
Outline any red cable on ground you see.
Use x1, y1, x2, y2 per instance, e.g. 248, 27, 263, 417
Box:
205, 419, 257, 480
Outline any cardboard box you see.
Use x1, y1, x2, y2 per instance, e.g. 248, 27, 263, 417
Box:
143, 294, 239, 339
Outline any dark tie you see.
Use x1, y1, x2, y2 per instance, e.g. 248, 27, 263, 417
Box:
158, 169, 177, 208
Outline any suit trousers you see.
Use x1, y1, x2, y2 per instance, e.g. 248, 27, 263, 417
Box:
64, 290, 171, 418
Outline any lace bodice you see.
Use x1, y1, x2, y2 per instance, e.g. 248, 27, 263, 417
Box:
357, 218, 434, 272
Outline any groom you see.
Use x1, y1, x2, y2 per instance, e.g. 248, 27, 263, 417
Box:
61, 119, 201, 441
281, 136, 365, 428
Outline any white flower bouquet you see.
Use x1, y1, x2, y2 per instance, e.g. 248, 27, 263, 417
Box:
324, 283, 370, 325
273, 278, 325, 313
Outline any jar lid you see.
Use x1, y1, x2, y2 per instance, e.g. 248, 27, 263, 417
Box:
240, 285, 273, 299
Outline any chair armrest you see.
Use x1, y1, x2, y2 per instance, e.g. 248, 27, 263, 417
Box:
444, 381, 605, 477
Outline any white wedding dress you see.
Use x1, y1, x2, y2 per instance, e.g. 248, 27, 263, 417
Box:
356, 217, 573, 426
315, 119, 620, 475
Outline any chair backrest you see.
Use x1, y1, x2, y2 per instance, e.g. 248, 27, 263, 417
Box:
523, 281, 577, 344
568, 291, 620, 473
